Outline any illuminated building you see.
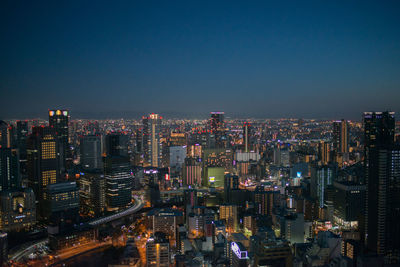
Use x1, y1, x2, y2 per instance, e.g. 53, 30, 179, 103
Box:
253, 186, 278, 216
363, 111, 400, 260
148, 208, 183, 241
27, 126, 60, 218
168, 132, 186, 146
146, 232, 170, 267
104, 156, 133, 211
203, 166, 225, 187
0, 120, 13, 148
219, 204, 238, 233
243, 122, 252, 152
230, 242, 249, 267
80, 135, 103, 170
209, 112, 227, 148
143, 113, 162, 167
0, 188, 36, 231
49, 109, 69, 167
318, 141, 331, 165
310, 163, 336, 208
183, 157, 202, 186
187, 144, 202, 158
333, 181, 365, 228
333, 119, 348, 154
203, 148, 233, 171
0, 148, 20, 191
44, 181, 79, 224
78, 172, 106, 216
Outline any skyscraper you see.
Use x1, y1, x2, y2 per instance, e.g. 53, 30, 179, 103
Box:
27, 126, 60, 217
80, 135, 103, 170
243, 122, 252, 152
143, 114, 162, 167
0, 148, 20, 191
209, 112, 226, 148
332, 119, 348, 154
104, 156, 133, 211
49, 109, 69, 169
363, 111, 398, 259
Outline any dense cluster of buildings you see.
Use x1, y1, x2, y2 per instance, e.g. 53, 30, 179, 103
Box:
0, 110, 399, 266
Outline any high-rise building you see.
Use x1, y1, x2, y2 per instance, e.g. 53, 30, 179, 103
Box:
16, 120, 29, 161
104, 156, 133, 211
49, 110, 69, 165
78, 172, 105, 216
183, 157, 202, 186
363, 111, 399, 259
105, 133, 129, 158
146, 232, 170, 267
27, 126, 60, 217
318, 141, 331, 165
143, 114, 162, 167
243, 122, 252, 152
0, 148, 20, 191
209, 112, 227, 148
333, 119, 349, 154
0, 120, 13, 149
310, 164, 336, 208
80, 135, 103, 170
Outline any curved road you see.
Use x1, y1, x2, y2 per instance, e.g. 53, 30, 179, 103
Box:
89, 195, 143, 226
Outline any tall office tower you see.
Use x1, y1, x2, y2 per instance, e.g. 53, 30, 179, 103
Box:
243, 122, 252, 152
49, 110, 69, 163
0, 120, 13, 148
104, 156, 133, 211
209, 112, 227, 148
0, 148, 20, 191
310, 164, 336, 208
27, 127, 60, 217
219, 204, 238, 233
363, 111, 399, 259
146, 232, 170, 267
80, 135, 103, 170
224, 174, 239, 202
143, 114, 162, 167
16, 120, 29, 160
318, 141, 330, 165
332, 119, 349, 154
105, 133, 129, 157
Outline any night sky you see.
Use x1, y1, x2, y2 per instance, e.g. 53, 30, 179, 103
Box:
1, 1, 400, 120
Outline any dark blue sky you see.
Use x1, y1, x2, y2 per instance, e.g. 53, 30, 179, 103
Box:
1, 1, 400, 120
